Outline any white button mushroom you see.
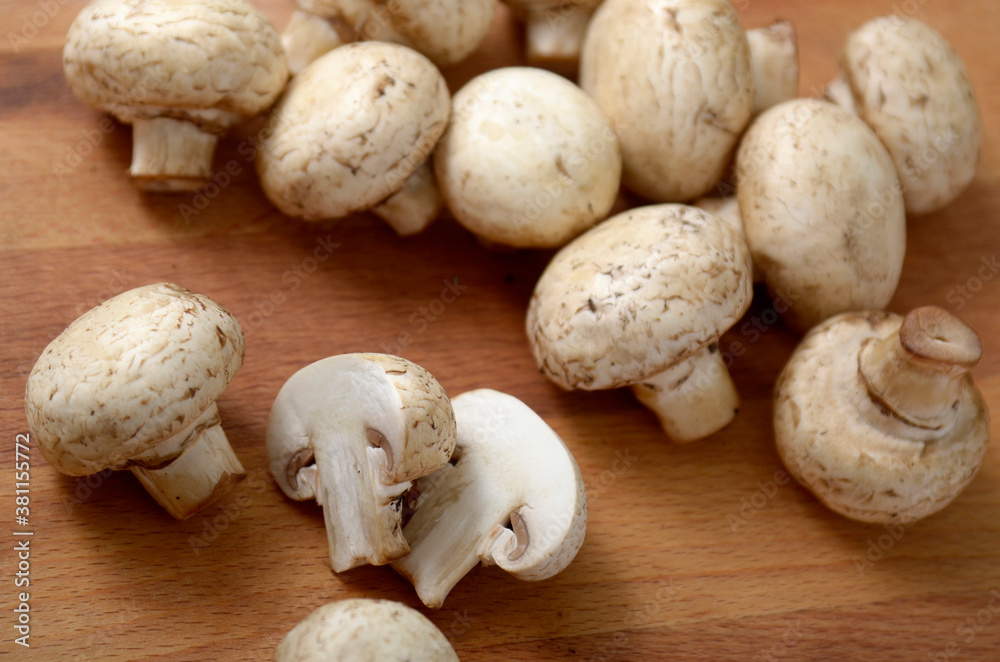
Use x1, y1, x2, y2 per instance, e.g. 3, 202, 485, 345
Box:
266, 354, 456, 573
825, 16, 983, 215
256, 42, 451, 236
392, 389, 587, 608
435, 67, 622, 249
274, 599, 459, 661
736, 99, 907, 332
774, 307, 990, 524
501, 0, 604, 76
579, 0, 754, 202
24, 283, 246, 519
281, 0, 497, 75
63, 0, 288, 192
526, 204, 753, 443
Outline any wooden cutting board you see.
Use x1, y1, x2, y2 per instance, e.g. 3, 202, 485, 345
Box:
2, 1, 1000, 660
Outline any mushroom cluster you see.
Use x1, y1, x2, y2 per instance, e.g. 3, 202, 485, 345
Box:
266, 356, 587, 605
45, 1, 993, 658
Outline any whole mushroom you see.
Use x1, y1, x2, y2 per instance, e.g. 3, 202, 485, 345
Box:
579, 0, 754, 202
274, 599, 459, 661
826, 16, 983, 214
257, 42, 450, 236
736, 99, 907, 332
281, 0, 497, 75
526, 204, 753, 443
25, 283, 246, 519
266, 354, 456, 573
63, 0, 288, 192
775, 307, 990, 524
435, 67, 622, 248
393, 389, 587, 608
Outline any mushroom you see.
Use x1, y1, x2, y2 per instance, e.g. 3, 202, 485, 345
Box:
281, 0, 497, 75
63, 0, 288, 192
579, 0, 754, 202
257, 42, 450, 236
392, 389, 586, 608
500, 0, 604, 76
747, 20, 799, 115
435, 67, 622, 249
826, 16, 983, 215
24, 283, 245, 519
274, 599, 459, 661
736, 99, 907, 332
774, 307, 990, 524
266, 353, 456, 573
526, 204, 753, 443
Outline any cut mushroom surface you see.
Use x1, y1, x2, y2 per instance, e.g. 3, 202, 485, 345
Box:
828, 16, 983, 215
274, 599, 459, 661
392, 389, 587, 608
257, 42, 450, 235
63, 0, 288, 192
25, 283, 246, 519
775, 307, 990, 524
526, 203, 752, 442
266, 353, 456, 573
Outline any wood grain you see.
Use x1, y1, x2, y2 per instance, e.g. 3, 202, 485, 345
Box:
2, 1, 1000, 660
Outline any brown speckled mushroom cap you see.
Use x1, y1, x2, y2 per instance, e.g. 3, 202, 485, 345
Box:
25, 283, 244, 476
774, 309, 990, 524
274, 599, 459, 661
63, 0, 288, 131
296, 0, 497, 67
737, 99, 906, 333
256, 41, 450, 222
834, 16, 982, 215
579, 0, 753, 202
526, 204, 753, 391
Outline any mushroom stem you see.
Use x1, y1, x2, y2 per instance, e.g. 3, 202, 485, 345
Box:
371, 161, 443, 236
859, 306, 982, 430
130, 117, 218, 193
314, 439, 412, 572
130, 403, 246, 519
282, 10, 347, 76
522, 5, 595, 73
824, 75, 858, 116
748, 21, 799, 115
630, 345, 739, 443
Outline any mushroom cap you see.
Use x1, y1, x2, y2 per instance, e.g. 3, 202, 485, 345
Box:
526, 203, 752, 390
579, 0, 753, 202
736, 99, 906, 332
257, 42, 450, 221
299, 0, 497, 66
25, 283, 244, 476
839, 16, 982, 214
435, 67, 622, 248
274, 599, 459, 662
774, 311, 990, 523
63, 0, 288, 131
